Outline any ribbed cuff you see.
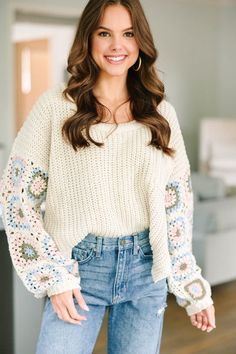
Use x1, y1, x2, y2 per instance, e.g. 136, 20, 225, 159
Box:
186, 297, 214, 316
46, 273, 81, 297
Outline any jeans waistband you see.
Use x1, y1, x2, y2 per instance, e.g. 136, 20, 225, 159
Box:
75, 228, 150, 257
85, 227, 149, 243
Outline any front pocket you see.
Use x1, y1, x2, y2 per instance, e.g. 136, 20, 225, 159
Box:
72, 243, 96, 264
138, 241, 153, 258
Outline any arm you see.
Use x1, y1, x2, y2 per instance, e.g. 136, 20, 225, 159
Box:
0, 89, 81, 299
163, 102, 214, 316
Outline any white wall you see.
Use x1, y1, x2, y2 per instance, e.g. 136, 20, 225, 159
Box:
218, 3, 236, 117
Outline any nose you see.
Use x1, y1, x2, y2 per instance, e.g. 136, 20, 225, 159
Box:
109, 35, 124, 52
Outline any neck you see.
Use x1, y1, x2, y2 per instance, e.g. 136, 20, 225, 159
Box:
93, 72, 129, 104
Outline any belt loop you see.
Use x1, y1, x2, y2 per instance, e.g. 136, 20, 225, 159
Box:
133, 233, 138, 255
96, 236, 102, 257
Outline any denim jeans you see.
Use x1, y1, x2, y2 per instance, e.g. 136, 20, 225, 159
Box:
36, 228, 168, 354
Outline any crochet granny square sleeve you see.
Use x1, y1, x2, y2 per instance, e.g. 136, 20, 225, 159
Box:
163, 102, 214, 316
0, 89, 81, 298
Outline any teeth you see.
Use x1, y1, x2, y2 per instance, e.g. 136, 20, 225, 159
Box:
106, 56, 126, 61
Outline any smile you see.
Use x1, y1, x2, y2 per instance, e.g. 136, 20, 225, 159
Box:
105, 55, 127, 64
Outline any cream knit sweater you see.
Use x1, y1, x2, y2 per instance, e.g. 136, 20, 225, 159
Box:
0, 82, 213, 316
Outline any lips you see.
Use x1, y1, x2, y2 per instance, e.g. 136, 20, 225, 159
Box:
105, 55, 127, 64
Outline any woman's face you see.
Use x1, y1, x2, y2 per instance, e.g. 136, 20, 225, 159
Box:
91, 4, 140, 79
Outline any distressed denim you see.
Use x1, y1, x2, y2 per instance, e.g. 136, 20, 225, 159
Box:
36, 228, 168, 354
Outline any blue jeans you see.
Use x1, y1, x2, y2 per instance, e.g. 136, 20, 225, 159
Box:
36, 228, 168, 354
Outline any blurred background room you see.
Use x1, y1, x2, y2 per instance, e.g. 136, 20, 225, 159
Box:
0, 0, 235, 353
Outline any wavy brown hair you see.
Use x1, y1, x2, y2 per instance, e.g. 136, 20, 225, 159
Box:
62, 0, 175, 157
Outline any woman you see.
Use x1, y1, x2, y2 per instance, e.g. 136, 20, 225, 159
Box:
0, 0, 216, 353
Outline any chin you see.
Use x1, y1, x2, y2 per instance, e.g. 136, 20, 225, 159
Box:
101, 68, 130, 78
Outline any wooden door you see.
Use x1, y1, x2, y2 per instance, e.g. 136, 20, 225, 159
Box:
15, 39, 50, 133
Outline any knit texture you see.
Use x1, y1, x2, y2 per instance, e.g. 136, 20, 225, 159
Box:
0, 82, 213, 315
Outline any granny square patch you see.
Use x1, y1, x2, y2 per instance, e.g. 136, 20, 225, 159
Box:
184, 279, 206, 300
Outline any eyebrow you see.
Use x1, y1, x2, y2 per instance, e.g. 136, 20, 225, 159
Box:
96, 26, 133, 31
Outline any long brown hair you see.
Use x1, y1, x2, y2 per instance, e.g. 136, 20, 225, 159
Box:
62, 0, 175, 157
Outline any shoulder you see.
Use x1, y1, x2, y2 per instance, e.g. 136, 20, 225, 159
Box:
17, 83, 67, 133
30, 82, 75, 121
157, 99, 181, 132
157, 99, 177, 122
37, 82, 67, 104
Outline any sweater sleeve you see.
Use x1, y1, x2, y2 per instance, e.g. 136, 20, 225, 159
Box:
162, 102, 214, 316
0, 88, 81, 299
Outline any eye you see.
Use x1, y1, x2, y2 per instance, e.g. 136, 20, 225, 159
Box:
124, 31, 134, 38
98, 31, 110, 37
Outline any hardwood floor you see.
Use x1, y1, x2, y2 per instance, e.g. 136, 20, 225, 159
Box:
93, 280, 236, 354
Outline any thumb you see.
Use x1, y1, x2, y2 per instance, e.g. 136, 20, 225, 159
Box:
206, 307, 216, 328
73, 288, 90, 311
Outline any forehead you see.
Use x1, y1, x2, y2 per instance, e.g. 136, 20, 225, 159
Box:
99, 4, 133, 29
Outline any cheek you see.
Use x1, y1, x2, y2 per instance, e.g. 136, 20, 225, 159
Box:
128, 41, 139, 55
91, 38, 106, 57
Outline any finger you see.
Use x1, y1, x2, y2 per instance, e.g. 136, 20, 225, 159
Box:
52, 296, 85, 325
190, 314, 198, 327
207, 307, 216, 328
196, 313, 203, 328
58, 305, 83, 325
201, 315, 208, 331
203, 307, 216, 328
51, 302, 82, 325
73, 288, 90, 312
206, 325, 215, 333
66, 297, 88, 321
201, 307, 216, 333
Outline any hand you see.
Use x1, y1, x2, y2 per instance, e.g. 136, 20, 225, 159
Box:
190, 304, 216, 333
50, 288, 90, 325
